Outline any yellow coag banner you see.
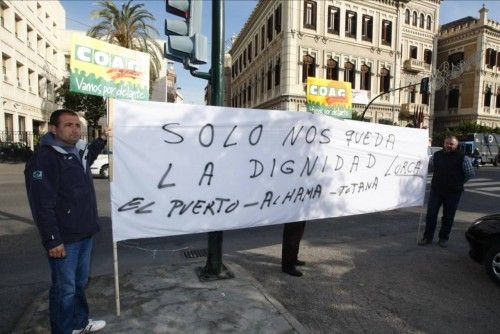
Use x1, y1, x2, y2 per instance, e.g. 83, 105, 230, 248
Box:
70, 34, 150, 100
306, 78, 352, 119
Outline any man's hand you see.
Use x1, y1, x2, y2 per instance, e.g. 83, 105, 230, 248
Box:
48, 244, 66, 258
100, 127, 112, 140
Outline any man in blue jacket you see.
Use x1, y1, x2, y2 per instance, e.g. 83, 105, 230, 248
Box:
25, 109, 108, 334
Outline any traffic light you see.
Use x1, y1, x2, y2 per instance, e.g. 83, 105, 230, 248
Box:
165, 0, 208, 70
420, 77, 430, 94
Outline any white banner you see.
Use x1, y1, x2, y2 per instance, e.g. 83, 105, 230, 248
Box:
111, 100, 429, 242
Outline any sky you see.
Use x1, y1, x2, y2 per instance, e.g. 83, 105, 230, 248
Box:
60, 0, 500, 104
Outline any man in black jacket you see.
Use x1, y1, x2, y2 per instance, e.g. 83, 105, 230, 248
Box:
25, 109, 107, 334
419, 136, 475, 247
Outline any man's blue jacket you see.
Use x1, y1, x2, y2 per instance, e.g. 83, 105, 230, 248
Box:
25, 133, 106, 250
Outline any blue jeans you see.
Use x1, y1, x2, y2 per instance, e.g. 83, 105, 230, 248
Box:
424, 189, 463, 241
48, 237, 92, 334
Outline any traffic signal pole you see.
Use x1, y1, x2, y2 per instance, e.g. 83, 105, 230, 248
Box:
197, 0, 234, 281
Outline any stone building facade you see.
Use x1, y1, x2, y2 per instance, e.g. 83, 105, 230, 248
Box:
1, 0, 66, 147
229, 0, 440, 129
434, 6, 500, 132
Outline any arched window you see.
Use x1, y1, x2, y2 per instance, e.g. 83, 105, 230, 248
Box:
419, 13, 424, 28
405, 9, 410, 24
360, 64, 371, 90
412, 11, 417, 26
302, 54, 316, 83
380, 68, 390, 92
326, 58, 338, 80
426, 15, 432, 30
344, 61, 355, 88
424, 49, 433, 65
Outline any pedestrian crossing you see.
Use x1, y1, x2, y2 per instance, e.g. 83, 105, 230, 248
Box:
426, 176, 500, 198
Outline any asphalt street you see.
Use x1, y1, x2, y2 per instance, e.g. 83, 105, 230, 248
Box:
1, 163, 499, 333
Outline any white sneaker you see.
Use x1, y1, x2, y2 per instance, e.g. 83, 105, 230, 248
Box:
72, 319, 106, 333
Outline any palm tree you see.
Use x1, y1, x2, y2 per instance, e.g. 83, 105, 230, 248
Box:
87, 0, 162, 92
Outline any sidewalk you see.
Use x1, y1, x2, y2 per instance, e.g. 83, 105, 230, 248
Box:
13, 260, 308, 333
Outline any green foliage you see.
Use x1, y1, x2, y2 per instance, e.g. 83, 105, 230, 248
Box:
88, 0, 162, 91
432, 121, 499, 145
55, 77, 106, 131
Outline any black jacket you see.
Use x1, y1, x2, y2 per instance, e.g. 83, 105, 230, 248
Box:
25, 133, 106, 250
431, 150, 466, 192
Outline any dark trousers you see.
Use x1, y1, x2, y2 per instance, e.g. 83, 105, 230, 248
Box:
424, 189, 463, 241
282, 221, 306, 269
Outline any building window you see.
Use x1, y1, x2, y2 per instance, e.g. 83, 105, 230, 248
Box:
243, 87, 246, 105
484, 86, 492, 107
327, 6, 340, 34
496, 89, 500, 108
344, 61, 355, 88
275, 4, 282, 34
426, 15, 432, 30
405, 9, 410, 24
409, 86, 416, 103
424, 49, 432, 65
362, 15, 373, 42
422, 92, 430, 105
248, 42, 252, 63
0, 2, 7, 28
303, 1, 317, 30
4, 113, 13, 140
267, 63, 272, 90
2, 53, 9, 82
15, 14, 22, 39
302, 54, 315, 83
448, 52, 464, 66
261, 25, 265, 50
326, 58, 338, 80
248, 84, 252, 103
16, 61, 23, 88
410, 46, 418, 59
448, 88, 459, 109
254, 35, 258, 57
261, 68, 265, 94
485, 48, 496, 68
419, 13, 424, 28
275, 57, 280, 86
380, 68, 390, 92
360, 64, 371, 90
381, 20, 392, 46
267, 14, 273, 41
412, 11, 417, 26
345, 11, 357, 38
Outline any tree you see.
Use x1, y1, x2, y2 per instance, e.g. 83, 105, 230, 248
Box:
56, 77, 106, 139
87, 0, 162, 91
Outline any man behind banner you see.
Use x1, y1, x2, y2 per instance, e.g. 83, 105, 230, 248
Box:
419, 136, 475, 247
25, 109, 107, 333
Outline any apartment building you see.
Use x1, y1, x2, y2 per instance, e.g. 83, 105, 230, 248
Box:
434, 6, 500, 132
1, 0, 66, 147
229, 0, 440, 129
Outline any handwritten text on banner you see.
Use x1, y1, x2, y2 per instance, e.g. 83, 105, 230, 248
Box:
111, 100, 429, 242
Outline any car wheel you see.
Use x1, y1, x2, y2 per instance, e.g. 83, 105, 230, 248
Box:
100, 164, 109, 178
484, 244, 500, 286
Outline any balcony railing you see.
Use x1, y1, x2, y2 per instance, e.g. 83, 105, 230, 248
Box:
403, 59, 426, 73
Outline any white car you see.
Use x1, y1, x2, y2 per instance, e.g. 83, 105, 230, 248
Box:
90, 153, 109, 178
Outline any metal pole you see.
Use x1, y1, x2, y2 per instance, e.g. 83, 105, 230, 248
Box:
198, 0, 233, 281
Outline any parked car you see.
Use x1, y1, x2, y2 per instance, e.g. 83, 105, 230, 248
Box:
0, 142, 33, 162
90, 153, 109, 178
465, 214, 500, 286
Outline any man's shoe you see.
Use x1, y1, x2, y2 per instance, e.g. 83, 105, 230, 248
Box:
418, 238, 432, 246
72, 319, 106, 333
438, 240, 448, 248
295, 260, 306, 266
282, 267, 303, 277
